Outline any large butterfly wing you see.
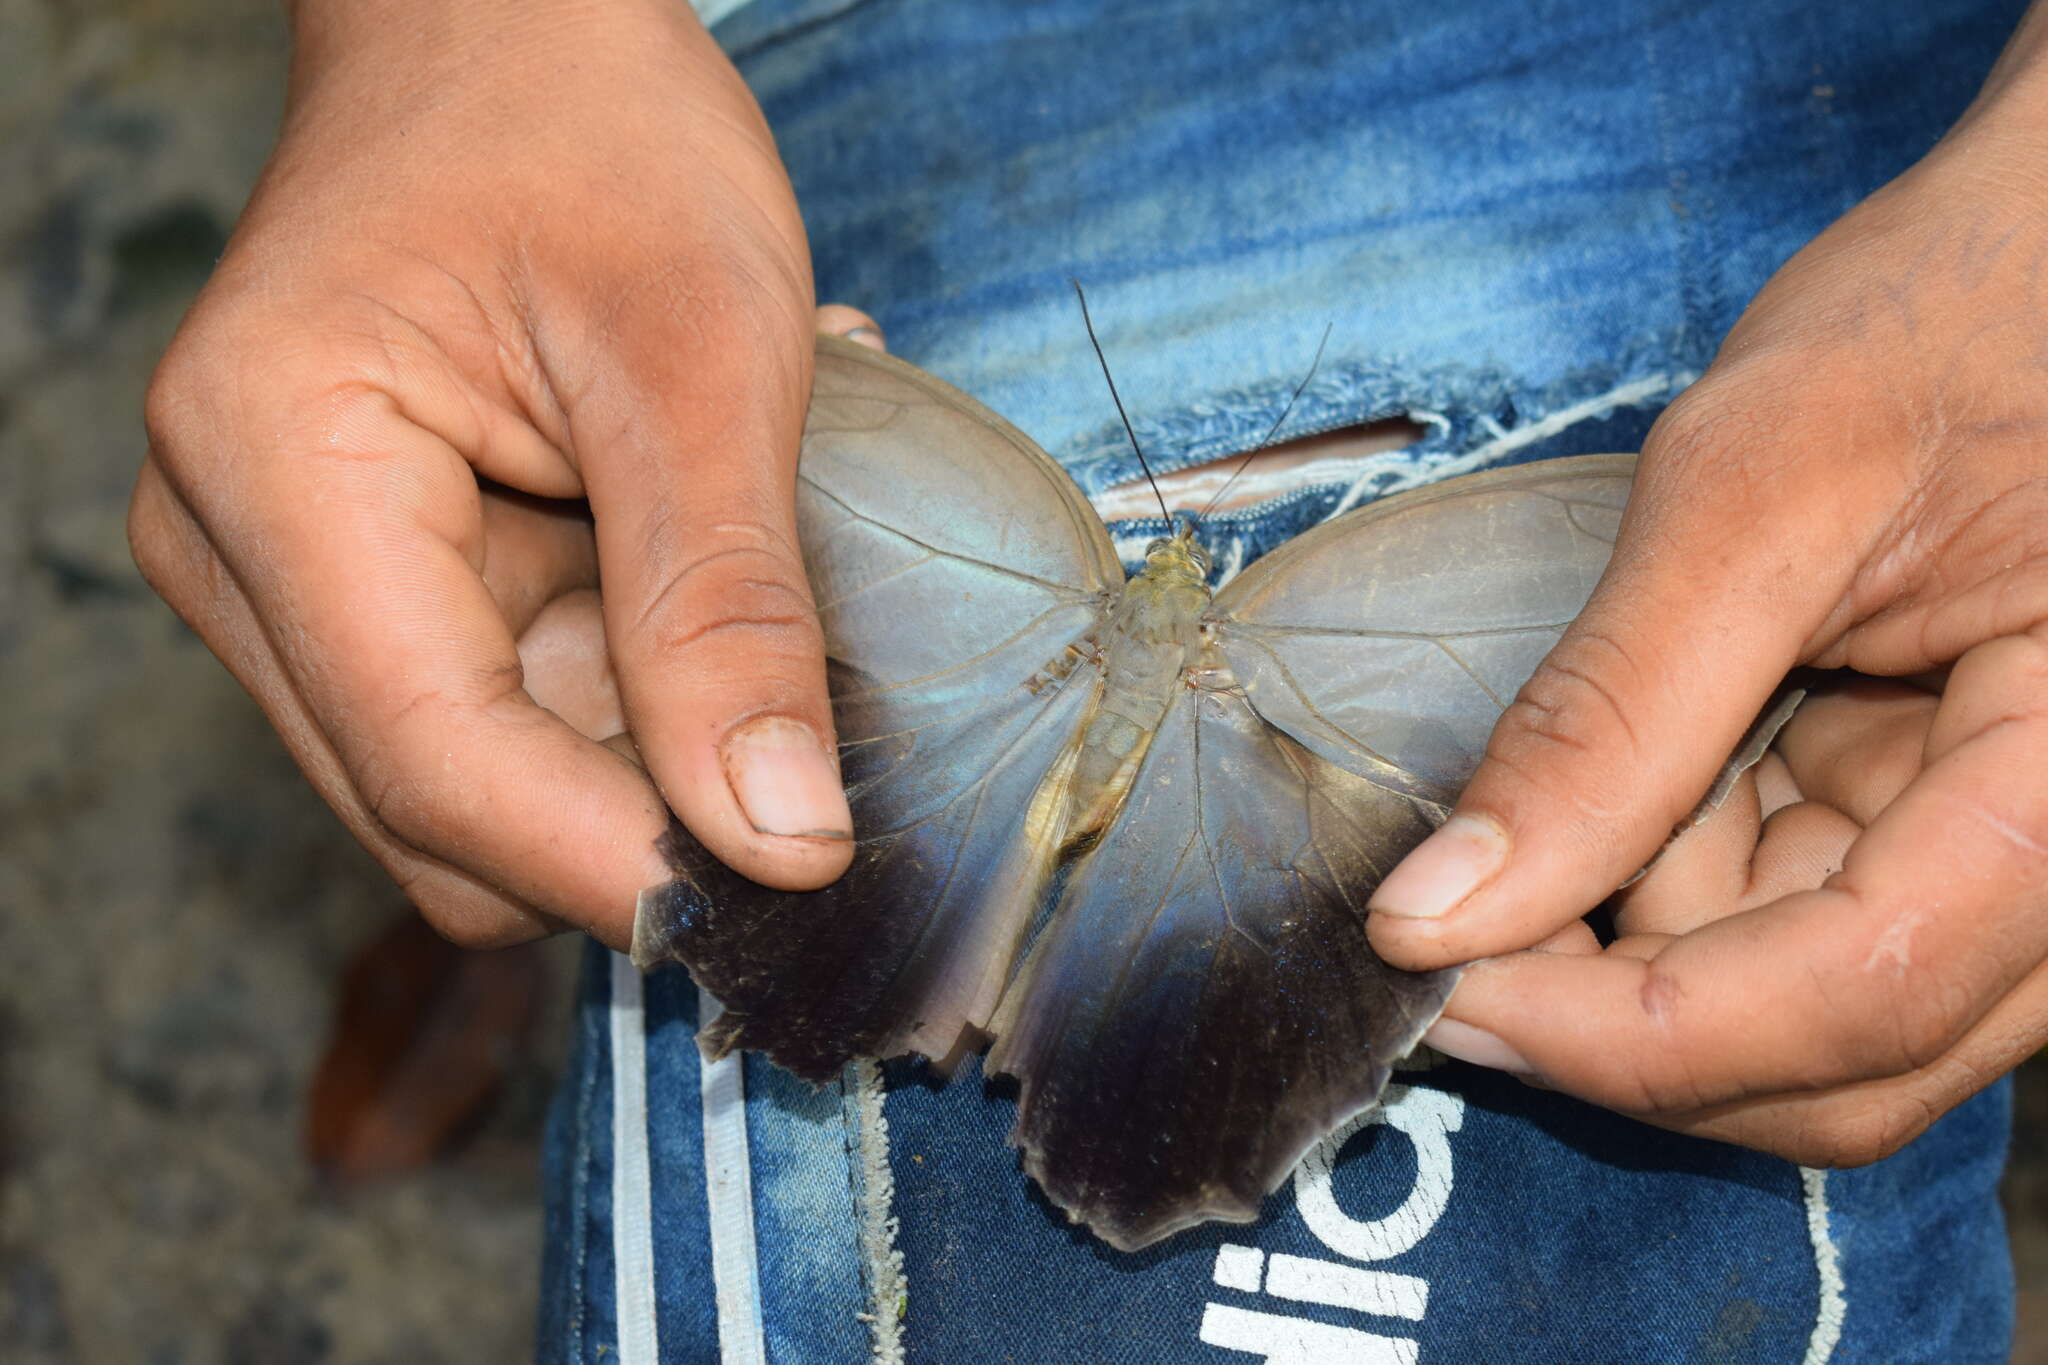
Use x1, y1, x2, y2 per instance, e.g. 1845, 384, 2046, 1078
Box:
984, 457, 1636, 1249
987, 678, 1453, 1250
1213, 454, 1636, 800
633, 336, 1121, 1078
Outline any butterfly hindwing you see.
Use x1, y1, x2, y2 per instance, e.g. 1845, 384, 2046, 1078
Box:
986, 673, 1455, 1250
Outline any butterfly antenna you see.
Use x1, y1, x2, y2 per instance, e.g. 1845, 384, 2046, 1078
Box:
1193, 322, 1335, 526
1072, 279, 1173, 527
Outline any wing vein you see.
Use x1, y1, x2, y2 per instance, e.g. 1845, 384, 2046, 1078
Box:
801, 476, 1106, 598
812, 550, 940, 612
1222, 633, 1412, 779
1429, 638, 1510, 710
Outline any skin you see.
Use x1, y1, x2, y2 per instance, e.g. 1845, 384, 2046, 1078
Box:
131, 0, 865, 950
1367, 5, 2048, 1164
133, 0, 2046, 1165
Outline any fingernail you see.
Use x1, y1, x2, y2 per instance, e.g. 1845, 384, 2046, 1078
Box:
720, 717, 853, 841
1367, 814, 1509, 919
844, 325, 886, 351
1423, 1018, 1537, 1076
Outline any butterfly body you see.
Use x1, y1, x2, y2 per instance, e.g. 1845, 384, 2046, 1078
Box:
1055, 528, 1217, 845
634, 335, 1646, 1249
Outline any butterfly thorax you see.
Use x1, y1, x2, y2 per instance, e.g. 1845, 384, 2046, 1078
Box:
1059, 528, 1215, 843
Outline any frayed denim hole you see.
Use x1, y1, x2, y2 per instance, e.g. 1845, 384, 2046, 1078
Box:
1089, 352, 1699, 581
1093, 412, 1432, 525
1061, 358, 1469, 499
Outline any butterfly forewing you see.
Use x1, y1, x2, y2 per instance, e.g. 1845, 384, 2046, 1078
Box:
633, 337, 1121, 1076
1211, 458, 1635, 800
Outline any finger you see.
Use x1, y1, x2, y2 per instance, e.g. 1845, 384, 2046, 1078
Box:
1531, 919, 1603, 954
1614, 762, 1860, 938
476, 485, 598, 635
1611, 770, 1764, 936
517, 587, 623, 741
1615, 682, 1936, 937
1433, 628, 2048, 1113
815, 303, 886, 351
1644, 954, 2048, 1166
130, 460, 575, 948
1752, 750, 1802, 815
1772, 679, 1936, 824
149, 372, 677, 945
1367, 420, 1869, 969
1739, 801, 1859, 906
574, 278, 855, 892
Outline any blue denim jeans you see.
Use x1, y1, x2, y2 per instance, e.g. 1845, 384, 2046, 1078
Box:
541, 0, 2023, 1359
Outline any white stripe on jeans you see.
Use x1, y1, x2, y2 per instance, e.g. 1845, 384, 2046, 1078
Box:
699, 993, 768, 1364
609, 953, 661, 1365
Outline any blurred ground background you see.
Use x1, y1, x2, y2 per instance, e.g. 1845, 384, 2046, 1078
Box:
1, 1, 2042, 1361
2, 4, 576, 1361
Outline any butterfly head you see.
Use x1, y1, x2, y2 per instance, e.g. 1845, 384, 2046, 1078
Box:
1140, 524, 1211, 589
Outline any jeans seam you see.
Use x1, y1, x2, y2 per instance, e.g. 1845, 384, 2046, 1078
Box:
567, 948, 603, 1363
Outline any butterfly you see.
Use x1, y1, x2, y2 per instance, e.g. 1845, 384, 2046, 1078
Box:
634, 332, 1648, 1250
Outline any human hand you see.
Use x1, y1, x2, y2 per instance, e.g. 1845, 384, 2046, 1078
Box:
130, 0, 859, 949
1366, 15, 2048, 1164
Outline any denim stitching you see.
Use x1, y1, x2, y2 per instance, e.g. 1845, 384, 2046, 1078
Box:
837, 1071, 868, 1360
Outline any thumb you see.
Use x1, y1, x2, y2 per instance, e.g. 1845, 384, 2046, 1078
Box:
574, 284, 853, 893
1365, 433, 1844, 969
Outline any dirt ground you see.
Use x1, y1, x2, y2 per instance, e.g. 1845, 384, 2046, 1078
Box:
2, 1, 2041, 1360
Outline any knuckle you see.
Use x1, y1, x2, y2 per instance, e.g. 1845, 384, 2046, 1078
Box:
146, 301, 422, 500
357, 750, 442, 855
415, 901, 533, 952
633, 521, 822, 663
352, 664, 530, 856
125, 467, 230, 619
1782, 1098, 1931, 1169
599, 243, 807, 376
125, 479, 180, 592
1646, 372, 1803, 484
1608, 974, 1727, 1114
143, 290, 273, 469
1637, 380, 1844, 541
1621, 1044, 1720, 1116
1645, 382, 1775, 472
1883, 978, 1974, 1075
1487, 627, 1649, 818
1639, 360, 1883, 556
1820, 928, 1970, 1080
142, 348, 202, 462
